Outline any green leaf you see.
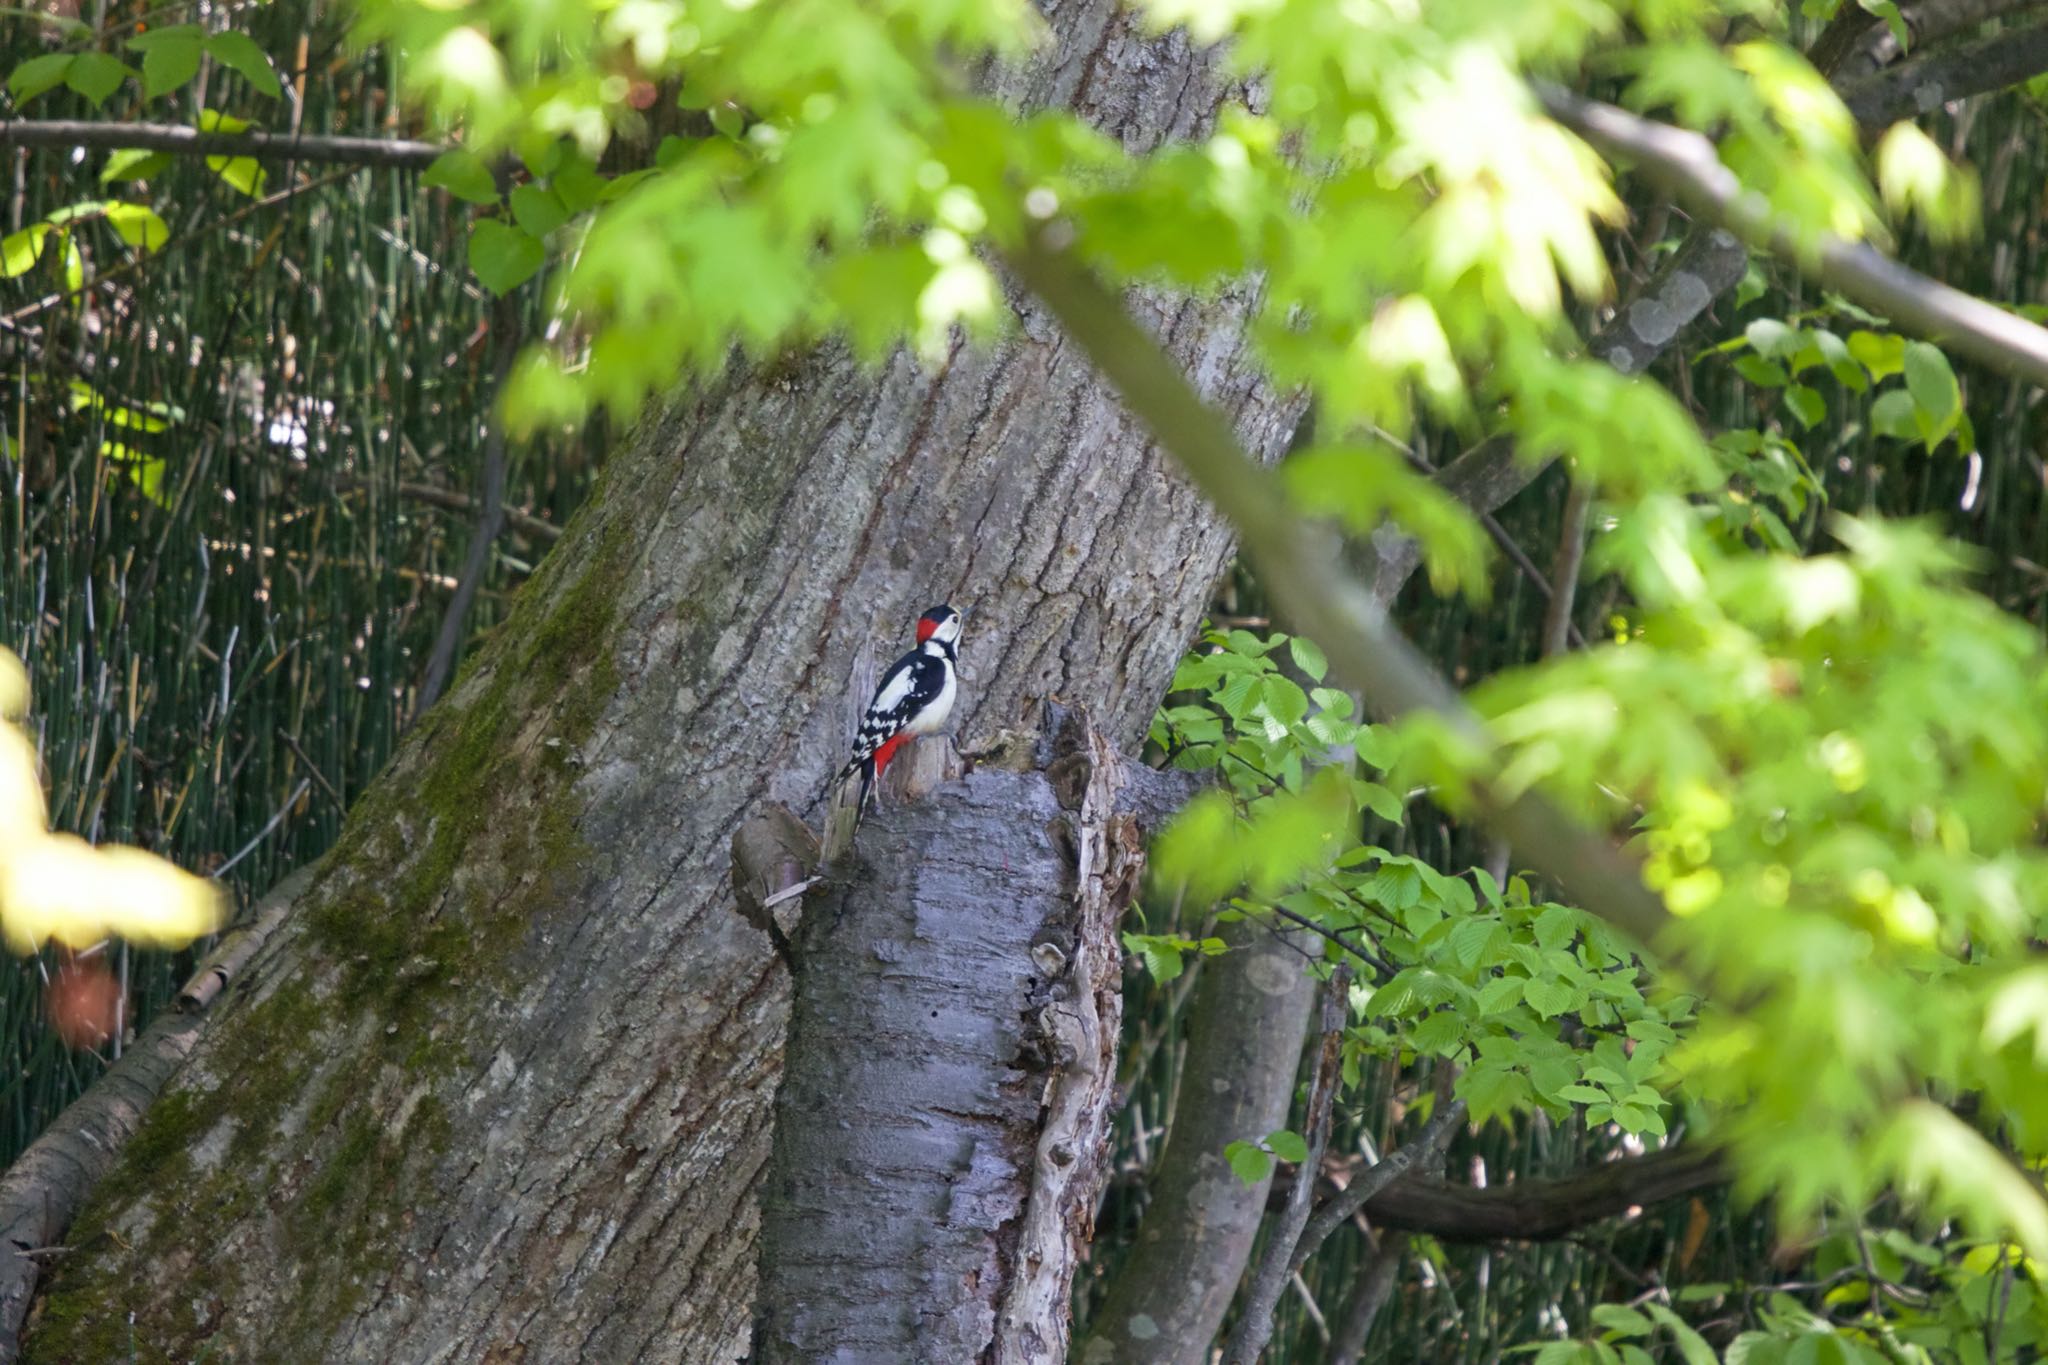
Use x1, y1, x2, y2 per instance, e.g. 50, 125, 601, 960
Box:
1643, 1305, 1718, 1365
206, 153, 266, 197
1733, 354, 1787, 389
1902, 340, 1960, 448
1477, 976, 1523, 1013
64, 52, 135, 106
1261, 675, 1309, 729
1533, 904, 1579, 953
509, 183, 568, 238
0, 225, 50, 277
1448, 917, 1500, 969
196, 109, 265, 197
1289, 635, 1328, 682
1523, 978, 1576, 1019
468, 220, 545, 293
1224, 1140, 1272, 1187
9, 53, 73, 103
1590, 1304, 1654, 1337
1358, 782, 1404, 823
422, 150, 501, 205
1847, 330, 1906, 380
100, 148, 171, 182
204, 31, 281, 98
1265, 1128, 1309, 1163
1745, 318, 1799, 359
139, 34, 200, 100
1869, 388, 1919, 440
1556, 1084, 1610, 1104
1122, 932, 1186, 984
1783, 385, 1824, 429
102, 202, 168, 251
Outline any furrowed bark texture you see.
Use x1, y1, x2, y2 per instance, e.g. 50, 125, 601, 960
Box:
753, 718, 1139, 1363
1072, 917, 1316, 1365
18, 8, 1300, 1360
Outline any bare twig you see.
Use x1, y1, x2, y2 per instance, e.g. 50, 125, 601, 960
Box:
1268, 905, 1396, 981
1222, 967, 1352, 1365
1290, 1098, 1468, 1279
278, 463, 562, 543
1541, 479, 1594, 662
414, 292, 519, 718
0, 119, 445, 169
1541, 87, 2048, 391
274, 727, 342, 809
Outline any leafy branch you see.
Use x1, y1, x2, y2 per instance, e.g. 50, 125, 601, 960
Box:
1540, 86, 2048, 390
1009, 234, 1675, 951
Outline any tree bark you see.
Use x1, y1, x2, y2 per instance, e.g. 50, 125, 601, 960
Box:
17, 12, 1302, 1360
752, 716, 1140, 1363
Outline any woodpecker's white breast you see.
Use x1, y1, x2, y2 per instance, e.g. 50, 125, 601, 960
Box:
904, 649, 957, 736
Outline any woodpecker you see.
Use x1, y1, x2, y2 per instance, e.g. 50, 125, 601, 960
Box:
836, 604, 963, 810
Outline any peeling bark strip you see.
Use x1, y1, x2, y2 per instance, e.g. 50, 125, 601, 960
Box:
752, 715, 1139, 1364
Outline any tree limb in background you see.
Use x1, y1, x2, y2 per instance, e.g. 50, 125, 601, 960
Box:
1839, 9, 2048, 126
0, 120, 446, 168
1009, 238, 1674, 950
1541, 88, 2048, 389
1329, 1230, 1409, 1365
1072, 916, 1318, 1365
1832, 0, 2048, 81
1359, 1142, 1726, 1242
1220, 967, 1351, 1365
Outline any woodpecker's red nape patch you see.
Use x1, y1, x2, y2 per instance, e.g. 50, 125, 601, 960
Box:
915, 618, 937, 644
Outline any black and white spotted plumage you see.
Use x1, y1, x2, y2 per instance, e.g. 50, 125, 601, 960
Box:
836, 605, 962, 810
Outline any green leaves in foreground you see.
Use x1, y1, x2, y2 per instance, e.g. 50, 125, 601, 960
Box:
1146, 627, 1688, 1141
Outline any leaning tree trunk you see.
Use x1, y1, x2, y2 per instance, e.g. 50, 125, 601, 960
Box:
17, 12, 1302, 1362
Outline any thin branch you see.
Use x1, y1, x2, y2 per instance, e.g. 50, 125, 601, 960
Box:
1289, 1098, 1468, 1278
1009, 236, 1673, 950
414, 291, 519, 718
1222, 966, 1351, 1365
1541, 87, 2048, 391
277, 462, 563, 543
1541, 478, 1594, 661
1268, 905, 1397, 981
0, 119, 446, 169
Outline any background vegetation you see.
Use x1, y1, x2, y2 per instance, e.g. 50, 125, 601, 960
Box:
8, 0, 2048, 1359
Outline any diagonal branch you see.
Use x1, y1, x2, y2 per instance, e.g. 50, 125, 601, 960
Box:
1837, 8, 2048, 125
1360, 1141, 1726, 1242
1541, 87, 2048, 390
1009, 238, 1673, 949
0, 119, 447, 169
